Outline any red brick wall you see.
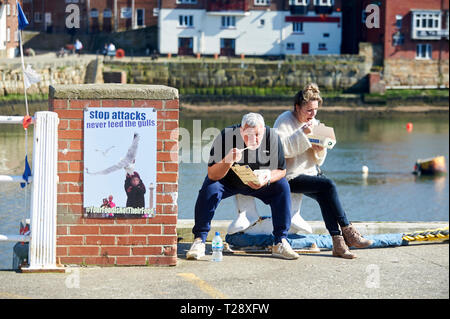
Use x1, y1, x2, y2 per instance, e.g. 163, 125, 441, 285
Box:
49, 95, 179, 266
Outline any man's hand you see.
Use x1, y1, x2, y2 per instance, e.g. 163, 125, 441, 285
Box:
247, 181, 265, 190
223, 148, 243, 164
208, 148, 243, 181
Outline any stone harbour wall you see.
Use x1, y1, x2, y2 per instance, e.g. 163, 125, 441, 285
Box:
108, 55, 371, 92
0, 58, 95, 95
384, 58, 449, 88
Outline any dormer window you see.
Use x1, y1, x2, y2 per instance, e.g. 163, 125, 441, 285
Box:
254, 0, 270, 5
289, 0, 309, 5
314, 0, 334, 14
290, 0, 309, 15
314, 0, 333, 6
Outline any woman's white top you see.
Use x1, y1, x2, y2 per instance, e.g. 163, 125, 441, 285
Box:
274, 110, 327, 180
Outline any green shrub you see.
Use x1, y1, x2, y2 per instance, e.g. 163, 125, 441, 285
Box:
232, 87, 241, 95
224, 87, 233, 95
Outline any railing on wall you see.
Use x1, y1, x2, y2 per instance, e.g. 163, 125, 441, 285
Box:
0, 111, 63, 272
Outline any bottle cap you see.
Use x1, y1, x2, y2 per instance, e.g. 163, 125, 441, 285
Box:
215, 231, 220, 236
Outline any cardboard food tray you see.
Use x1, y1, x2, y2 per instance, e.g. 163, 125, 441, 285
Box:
307, 123, 337, 149
230, 164, 260, 185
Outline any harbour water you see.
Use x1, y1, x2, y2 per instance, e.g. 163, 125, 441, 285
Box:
178, 110, 449, 223
0, 107, 449, 269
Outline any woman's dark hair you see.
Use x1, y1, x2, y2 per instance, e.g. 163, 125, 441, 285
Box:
294, 83, 323, 111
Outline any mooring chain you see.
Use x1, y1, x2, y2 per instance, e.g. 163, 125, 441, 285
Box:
402, 227, 449, 242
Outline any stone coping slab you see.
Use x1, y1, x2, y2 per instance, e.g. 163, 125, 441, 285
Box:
49, 84, 179, 100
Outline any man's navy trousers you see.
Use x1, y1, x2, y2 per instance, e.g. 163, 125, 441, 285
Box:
193, 176, 292, 244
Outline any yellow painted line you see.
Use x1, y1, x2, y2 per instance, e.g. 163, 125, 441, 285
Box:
0, 291, 32, 299
177, 273, 228, 299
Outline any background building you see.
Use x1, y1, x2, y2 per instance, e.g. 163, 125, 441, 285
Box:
21, 0, 158, 33
0, 0, 22, 58
159, 0, 343, 57
357, 0, 449, 88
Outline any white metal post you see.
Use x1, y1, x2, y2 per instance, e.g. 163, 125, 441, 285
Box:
22, 111, 64, 272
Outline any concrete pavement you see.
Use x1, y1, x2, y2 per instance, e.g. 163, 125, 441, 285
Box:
0, 241, 447, 299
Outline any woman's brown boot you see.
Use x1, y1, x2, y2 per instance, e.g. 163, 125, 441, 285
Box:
341, 224, 374, 248
332, 235, 356, 259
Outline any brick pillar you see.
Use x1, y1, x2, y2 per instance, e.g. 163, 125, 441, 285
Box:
49, 84, 179, 266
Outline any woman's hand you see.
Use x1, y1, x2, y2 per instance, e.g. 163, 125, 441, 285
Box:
311, 144, 324, 152
302, 121, 313, 134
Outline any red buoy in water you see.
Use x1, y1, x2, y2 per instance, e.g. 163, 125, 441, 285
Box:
406, 122, 413, 132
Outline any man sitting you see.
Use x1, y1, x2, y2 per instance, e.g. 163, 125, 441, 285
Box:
186, 113, 299, 260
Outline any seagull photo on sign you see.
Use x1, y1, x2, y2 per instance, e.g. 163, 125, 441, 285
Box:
86, 133, 140, 175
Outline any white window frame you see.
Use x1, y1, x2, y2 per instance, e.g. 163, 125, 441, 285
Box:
412, 10, 441, 40
34, 12, 42, 22
314, 0, 333, 6
121, 7, 132, 19
136, 8, 145, 27
395, 15, 402, 29
416, 43, 432, 60
176, 0, 197, 3
286, 42, 295, 50
289, 0, 309, 5
254, 0, 271, 6
221, 16, 236, 28
103, 9, 113, 18
293, 22, 303, 33
318, 42, 327, 50
392, 31, 404, 46
90, 9, 99, 18
179, 15, 194, 27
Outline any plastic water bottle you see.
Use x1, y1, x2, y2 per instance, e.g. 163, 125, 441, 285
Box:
211, 232, 223, 262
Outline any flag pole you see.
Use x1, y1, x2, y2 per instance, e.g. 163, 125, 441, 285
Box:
16, 0, 31, 187
18, 26, 29, 117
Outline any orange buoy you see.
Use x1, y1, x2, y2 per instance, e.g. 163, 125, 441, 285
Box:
406, 122, 413, 132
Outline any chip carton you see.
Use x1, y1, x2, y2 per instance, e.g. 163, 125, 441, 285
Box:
307, 123, 336, 149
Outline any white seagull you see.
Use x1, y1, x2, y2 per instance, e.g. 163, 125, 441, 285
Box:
86, 133, 140, 175
94, 146, 115, 157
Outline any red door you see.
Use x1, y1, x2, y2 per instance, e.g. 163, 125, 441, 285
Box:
301, 42, 309, 54
178, 37, 194, 56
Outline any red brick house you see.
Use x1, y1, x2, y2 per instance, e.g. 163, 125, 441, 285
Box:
354, 0, 449, 88
21, 0, 158, 33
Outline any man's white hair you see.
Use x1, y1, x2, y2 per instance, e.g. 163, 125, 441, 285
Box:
241, 112, 265, 128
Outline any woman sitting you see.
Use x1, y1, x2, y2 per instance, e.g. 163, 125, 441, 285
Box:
274, 83, 373, 259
